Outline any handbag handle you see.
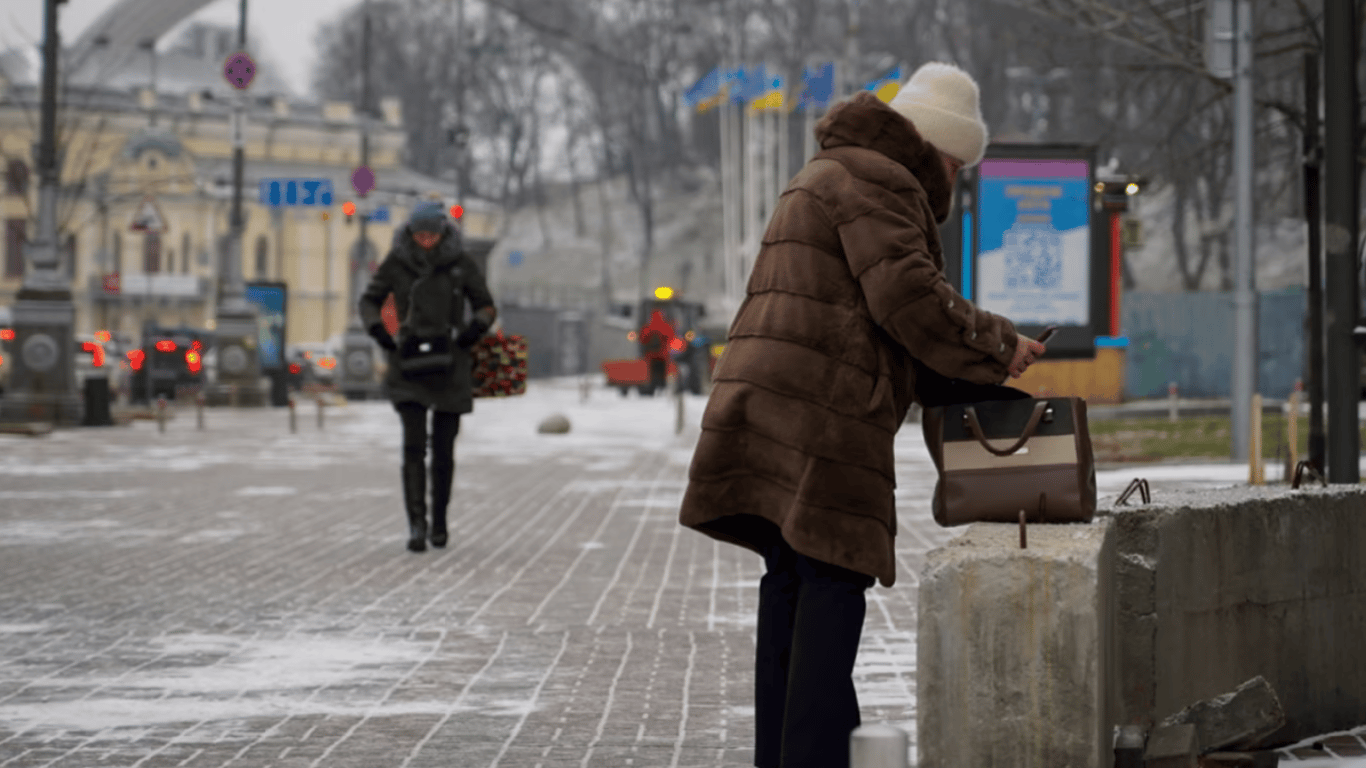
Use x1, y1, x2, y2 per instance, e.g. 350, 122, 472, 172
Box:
962, 400, 1050, 457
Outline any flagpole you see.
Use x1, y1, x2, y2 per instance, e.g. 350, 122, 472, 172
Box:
719, 96, 734, 311
777, 93, 789, 199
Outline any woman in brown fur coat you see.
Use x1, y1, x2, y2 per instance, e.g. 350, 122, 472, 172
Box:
679, 63, 1047, 768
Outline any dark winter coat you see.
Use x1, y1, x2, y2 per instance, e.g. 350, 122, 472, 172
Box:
679, 91, 1020, 587
358, 223, 495, 414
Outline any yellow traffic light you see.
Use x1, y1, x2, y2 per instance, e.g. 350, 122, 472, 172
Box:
654, 286, 674, 300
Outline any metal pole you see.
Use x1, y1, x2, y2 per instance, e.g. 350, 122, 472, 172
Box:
1303, 50, 1326, 473
1322, 0, 1361, 483
229, 0, 247, 300
358, 1, 371, 282
1228, 0, 1256, 463
455, 0, 466, 210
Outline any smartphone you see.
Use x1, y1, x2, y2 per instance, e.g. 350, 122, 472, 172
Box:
1036, 326, 1059, 344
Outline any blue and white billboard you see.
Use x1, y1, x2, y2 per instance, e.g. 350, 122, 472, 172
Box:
244, 282, 287, 372
974, 159, 1091, 326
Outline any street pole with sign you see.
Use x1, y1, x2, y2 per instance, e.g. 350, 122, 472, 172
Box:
211, 0, 266, 407
0, 0, 81, 426
339, 0, 381, 400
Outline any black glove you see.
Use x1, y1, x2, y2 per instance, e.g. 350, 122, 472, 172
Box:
454, 318, 490, 350
367, 323, 397, 352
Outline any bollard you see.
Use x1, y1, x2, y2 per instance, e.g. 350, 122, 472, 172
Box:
316, 396, 324, 430
156, 396, 167, 434
1168, 381, 1179, 422
1286, 380, 1301, 483
675, 387, 685, 435
1249, 392, 1264, 485
850, 724, 908, 768
196, 392, 205, 431
579, 375, 591, 405
230, 383, 240, 408
288, 396, 297, 434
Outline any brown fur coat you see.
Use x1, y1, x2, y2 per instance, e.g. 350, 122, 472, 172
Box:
678, 92, 1019, 587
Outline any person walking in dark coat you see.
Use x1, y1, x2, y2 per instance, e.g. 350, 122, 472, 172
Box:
359, 201, 497, 553
679, 63, 1048, 768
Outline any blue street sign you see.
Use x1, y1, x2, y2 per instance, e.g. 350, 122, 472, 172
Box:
259, 178, 335, 207
367, 207, 390, 223
509, 251, 523, 267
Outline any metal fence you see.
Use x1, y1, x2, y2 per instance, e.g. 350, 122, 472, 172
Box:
1122, 288, 1307, 399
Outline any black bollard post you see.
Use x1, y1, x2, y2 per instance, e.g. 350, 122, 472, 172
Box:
156, 396, 167, 434
196, 392, 205, 431
316, 396, 324, 430
288, 396, 297, 434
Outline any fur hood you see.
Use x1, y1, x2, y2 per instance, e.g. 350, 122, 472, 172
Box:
815, 91, 955, 223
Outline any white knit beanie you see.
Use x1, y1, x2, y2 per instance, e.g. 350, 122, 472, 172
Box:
889, 62, 989, 167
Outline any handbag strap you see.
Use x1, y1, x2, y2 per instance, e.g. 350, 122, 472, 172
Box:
962, 400, 1050, 457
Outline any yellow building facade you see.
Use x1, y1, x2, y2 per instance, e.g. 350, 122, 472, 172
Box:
0, 79, 500, 350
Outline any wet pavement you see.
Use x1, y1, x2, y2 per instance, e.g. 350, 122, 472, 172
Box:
0, 378, 1358, 767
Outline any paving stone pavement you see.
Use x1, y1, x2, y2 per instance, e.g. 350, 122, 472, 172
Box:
0, 383, 960, 768
0, 379, 1302, 768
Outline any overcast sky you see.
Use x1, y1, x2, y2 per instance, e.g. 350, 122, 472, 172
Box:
1, 0, 359, 96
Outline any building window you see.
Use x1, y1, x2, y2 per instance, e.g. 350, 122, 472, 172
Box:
255, 234, 268, 277
5, 160, 28, 196
143, 231, 161, 273
113, 231, 122, 275
181, 232, 191, 273
63, 233, 76, 278
4, 218, 25, 278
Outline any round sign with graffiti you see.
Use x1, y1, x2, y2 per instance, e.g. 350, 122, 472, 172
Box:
221, 344, 249, 374
21, 333, 59, 373
346, 349, 371, 377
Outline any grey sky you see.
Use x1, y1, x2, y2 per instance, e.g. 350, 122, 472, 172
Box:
1, 0, 359, 96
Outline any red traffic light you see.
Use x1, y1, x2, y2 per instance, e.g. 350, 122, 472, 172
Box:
288, 362, 302, 375
342, 201, 357, 217
81, 341, 106, 367
449, 205, 464, 219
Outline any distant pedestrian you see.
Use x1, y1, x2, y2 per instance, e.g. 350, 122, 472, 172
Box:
640, 310, 676, 395
679, 62, 1046, 768
360, 201, 497, 553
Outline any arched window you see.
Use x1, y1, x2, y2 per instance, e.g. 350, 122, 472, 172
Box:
63, 233, 76, 278
255, 235, 268, 277
5, 159, 28, 196
143, 231, 161, 273
181, 232, 191, 273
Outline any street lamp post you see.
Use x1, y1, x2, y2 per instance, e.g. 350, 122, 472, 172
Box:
0, 0, 81, 426
211, 0, 266, 407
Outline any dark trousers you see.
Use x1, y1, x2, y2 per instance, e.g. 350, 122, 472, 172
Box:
709, 516, 874, 768
394, 402, 460, 507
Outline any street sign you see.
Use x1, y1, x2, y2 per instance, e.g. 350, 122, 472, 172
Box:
259, 178, 335, 207
129, 198, 167, 232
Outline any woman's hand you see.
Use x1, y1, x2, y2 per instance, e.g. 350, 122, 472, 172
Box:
1008, 335, 1047, 379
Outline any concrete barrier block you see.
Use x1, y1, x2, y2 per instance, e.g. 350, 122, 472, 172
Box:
1109, 485, 1366, 744
917, 520, 1115, 768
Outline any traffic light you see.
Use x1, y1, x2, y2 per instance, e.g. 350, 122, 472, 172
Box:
449, 204, 464, 220
342, 201, 356, 223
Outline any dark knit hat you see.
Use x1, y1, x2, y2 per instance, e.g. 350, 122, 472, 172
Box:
408, 201, 447, 233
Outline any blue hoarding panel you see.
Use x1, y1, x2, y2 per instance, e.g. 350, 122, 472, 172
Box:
243, 283, 287, 371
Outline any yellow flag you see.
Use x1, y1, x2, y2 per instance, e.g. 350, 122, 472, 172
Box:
874, 82, 900, 103
749, 90, 784, 113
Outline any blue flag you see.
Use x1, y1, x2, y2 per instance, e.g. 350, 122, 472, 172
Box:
797, 62, 835, 111
684, 66, 724, 112
865, 65, 903, 103
728, 64, 768, 105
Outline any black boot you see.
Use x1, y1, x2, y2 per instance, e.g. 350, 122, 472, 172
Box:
429, 456, 453, 548
401, 462, 427, 553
